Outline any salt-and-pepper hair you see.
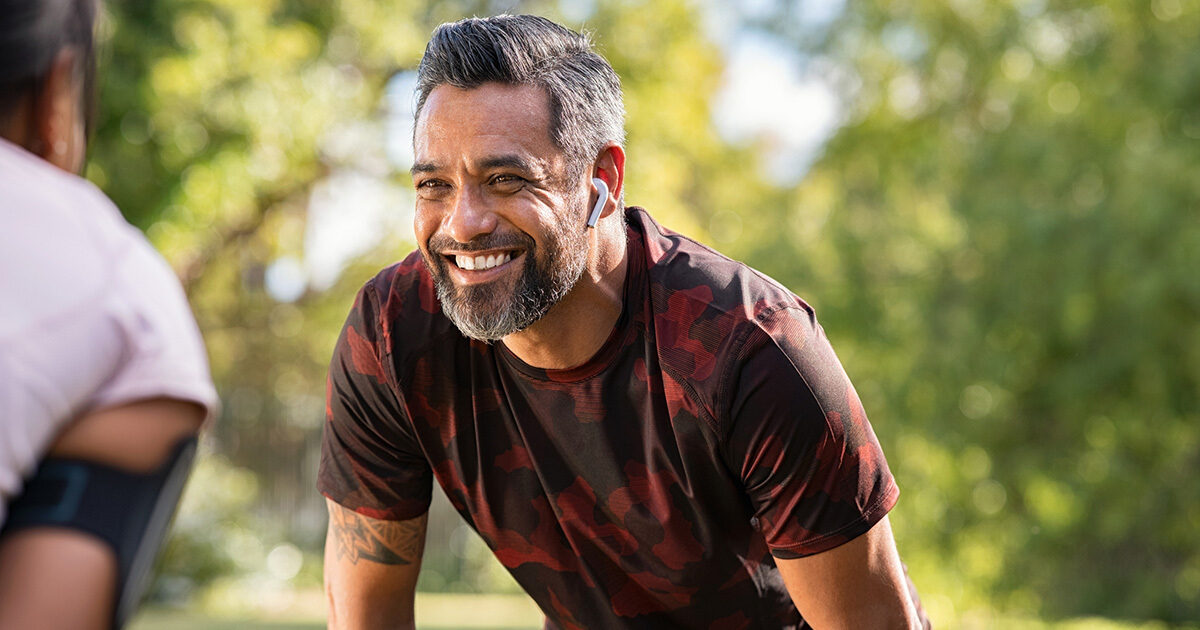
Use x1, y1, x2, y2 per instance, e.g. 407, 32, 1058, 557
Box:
414, 14, 626, 175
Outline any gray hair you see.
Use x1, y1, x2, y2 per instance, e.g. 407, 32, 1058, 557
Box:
414, 14, 625, 174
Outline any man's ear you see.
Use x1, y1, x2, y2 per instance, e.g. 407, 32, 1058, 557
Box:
35, 47, 86, 173
591, 143, 627, 221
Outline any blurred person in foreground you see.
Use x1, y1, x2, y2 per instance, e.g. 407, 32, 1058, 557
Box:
0, 0, 218, 628
320, 14, 928, 630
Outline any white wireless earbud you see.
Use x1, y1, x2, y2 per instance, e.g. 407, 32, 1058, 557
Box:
586, 177, 608, 228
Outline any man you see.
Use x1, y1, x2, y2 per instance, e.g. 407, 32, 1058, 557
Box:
0, 0, 217, 627
320, 14, 927, 629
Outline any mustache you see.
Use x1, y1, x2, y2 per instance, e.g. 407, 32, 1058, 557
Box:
428, 231, 535, 254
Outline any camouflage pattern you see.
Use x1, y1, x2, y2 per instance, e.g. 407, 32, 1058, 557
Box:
319, 207, 901, 628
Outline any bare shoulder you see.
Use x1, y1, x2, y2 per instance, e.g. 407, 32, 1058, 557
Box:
325, 499, 427, 566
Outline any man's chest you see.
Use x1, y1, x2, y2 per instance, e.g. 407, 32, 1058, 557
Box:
398, 347, 750, 581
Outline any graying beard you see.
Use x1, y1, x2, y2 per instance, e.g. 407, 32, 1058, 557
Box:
437, 277, 546, 341
429, 190, 591, 342
436, 240, 587, 342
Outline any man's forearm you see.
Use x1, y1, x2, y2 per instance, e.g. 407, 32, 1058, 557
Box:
324, 500, 427, 630
776, 517, 923, 629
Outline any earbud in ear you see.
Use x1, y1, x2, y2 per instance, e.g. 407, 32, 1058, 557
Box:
587, 177, 608, 228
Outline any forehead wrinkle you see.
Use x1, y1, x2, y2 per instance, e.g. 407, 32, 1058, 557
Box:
412, 85, 570, 185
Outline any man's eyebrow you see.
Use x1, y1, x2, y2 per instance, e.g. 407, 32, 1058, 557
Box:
410, 161, 440, 176
480, 154, 554, 179
410, 155, 550, 178
479, 155, 533, 172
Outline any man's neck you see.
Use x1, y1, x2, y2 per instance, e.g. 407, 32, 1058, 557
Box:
501, 218, 628, 370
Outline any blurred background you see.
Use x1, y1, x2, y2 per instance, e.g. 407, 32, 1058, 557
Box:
78, 0, 1199, 628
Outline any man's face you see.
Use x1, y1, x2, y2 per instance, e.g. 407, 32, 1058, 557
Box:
411, 82, 589, 341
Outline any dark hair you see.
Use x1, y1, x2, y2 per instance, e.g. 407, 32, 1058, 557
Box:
415, 14, 625, 173
0, 0, 98, 134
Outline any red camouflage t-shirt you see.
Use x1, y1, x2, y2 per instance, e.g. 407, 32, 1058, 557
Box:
319, 207, 900, 629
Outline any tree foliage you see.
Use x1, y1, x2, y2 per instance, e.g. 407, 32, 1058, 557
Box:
734, 0, 1200, 622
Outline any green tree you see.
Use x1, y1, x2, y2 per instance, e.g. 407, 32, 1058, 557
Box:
734, 0, 1200, 622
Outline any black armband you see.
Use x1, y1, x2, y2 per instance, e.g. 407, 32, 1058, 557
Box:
1, 437, 197, 629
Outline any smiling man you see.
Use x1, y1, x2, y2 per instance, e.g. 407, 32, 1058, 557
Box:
319, 15, 928, 630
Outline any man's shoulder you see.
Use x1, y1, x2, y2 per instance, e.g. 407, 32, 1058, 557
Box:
627, 208, 816, 420
354, 250, 457, 361
362, 250, 437, 309
629, 207, 810, 334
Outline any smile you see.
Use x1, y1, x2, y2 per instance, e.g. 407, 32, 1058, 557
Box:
438, 248, 526, 285
454, 251, 514, 271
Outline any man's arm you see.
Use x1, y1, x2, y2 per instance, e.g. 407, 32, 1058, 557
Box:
775, 516, 922, 630
0, 397, 204, 630
324, 498, 428, 630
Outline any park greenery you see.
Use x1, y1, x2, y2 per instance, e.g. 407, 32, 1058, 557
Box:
84, 0, 1198, 626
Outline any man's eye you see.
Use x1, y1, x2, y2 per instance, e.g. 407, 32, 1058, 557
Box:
416, 180, 451, 198
490, 174, 525, 190
417, 179, 448, 191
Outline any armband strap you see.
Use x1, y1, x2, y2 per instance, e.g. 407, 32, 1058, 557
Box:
1, 437, 197, 629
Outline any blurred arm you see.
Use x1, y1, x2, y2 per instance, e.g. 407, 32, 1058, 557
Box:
776, 516, 922, 630
0, 397, 204, 630
324, 498, 427, 630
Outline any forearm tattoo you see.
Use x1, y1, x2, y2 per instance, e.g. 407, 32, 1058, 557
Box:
330, 507, 428, 566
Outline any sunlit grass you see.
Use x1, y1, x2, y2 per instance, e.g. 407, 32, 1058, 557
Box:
130, 591, 544, 630
128, 591, 1200, 630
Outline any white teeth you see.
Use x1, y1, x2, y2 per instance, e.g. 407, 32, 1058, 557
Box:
455, 252, 512, 271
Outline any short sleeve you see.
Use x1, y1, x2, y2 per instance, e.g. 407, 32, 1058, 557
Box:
317, 281, 433, 521
723, 306, 898, 559
89, 237, 219, 419
0, 180, 217, 515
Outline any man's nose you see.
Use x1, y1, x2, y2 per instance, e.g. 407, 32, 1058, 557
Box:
443, 185, 498, 244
